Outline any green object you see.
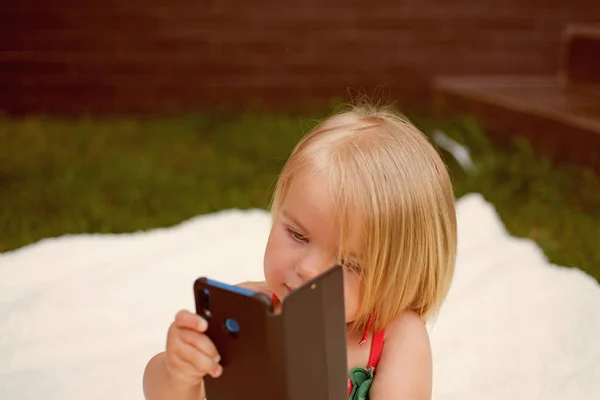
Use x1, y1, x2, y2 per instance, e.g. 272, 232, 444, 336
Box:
348, 367, 374, 400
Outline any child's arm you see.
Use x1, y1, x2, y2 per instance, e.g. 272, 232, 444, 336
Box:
369, 311, 433, 400
143, 310, 221, 400
143, 352, 205, 400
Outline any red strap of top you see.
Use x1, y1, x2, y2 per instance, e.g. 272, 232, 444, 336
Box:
359, 315, 385, 369
347, 327, 385, 395
366, 328, 385, 370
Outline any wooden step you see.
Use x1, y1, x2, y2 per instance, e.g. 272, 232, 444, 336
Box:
560, 24, 600, 89
432, 75, 600, 173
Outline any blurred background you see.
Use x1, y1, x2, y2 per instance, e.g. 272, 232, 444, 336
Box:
1, 1, 599, 281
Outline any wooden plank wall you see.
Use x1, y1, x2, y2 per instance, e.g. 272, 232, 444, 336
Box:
1, 0, 599, 115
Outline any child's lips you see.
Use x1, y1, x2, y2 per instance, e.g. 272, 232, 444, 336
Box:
285, 284, 294, 293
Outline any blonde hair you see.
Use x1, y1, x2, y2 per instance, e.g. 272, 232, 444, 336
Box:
270, 103, 457, 332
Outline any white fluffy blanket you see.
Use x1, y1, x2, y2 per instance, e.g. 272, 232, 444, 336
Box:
1, 193, 599, 400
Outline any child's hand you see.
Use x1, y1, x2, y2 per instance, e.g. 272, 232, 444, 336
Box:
237, 281, 282, 314
165, 309, 222, 387
236, 281, 272, 296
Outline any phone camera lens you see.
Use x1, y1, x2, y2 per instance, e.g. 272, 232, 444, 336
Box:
224, 318, 240, 337
200, 288, 212, 319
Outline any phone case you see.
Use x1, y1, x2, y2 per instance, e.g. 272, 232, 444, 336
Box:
194, 265, 348, 400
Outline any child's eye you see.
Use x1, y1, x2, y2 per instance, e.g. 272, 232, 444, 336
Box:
285, 226, 308, 243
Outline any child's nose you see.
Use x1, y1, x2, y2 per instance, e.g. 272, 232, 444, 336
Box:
294, 255, 330, 282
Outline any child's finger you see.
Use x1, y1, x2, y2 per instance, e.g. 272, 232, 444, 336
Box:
174, 309, 208, 332
178, 329, 220, 362
175, 340, 223, 378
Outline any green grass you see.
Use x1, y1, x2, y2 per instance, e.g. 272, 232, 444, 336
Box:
1, 110, 598, 282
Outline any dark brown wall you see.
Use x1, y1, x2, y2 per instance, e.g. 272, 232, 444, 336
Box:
1, 0, 599, 115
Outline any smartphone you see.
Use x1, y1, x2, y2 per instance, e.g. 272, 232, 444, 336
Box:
193, 278, 282, 399
193, 266, 347, 400
194, 279, 273, 321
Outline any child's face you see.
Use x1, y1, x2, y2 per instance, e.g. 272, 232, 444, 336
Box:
263, 170, 362, 324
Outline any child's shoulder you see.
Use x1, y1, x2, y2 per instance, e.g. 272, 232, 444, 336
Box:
372, 310, 432, 399
385, 310, 429, 341
382, 310, 431, 367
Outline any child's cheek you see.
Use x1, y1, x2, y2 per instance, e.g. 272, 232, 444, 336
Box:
343, 274, 362, 323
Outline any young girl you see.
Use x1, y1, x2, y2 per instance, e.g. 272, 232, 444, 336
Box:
143, 103, 457, 400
